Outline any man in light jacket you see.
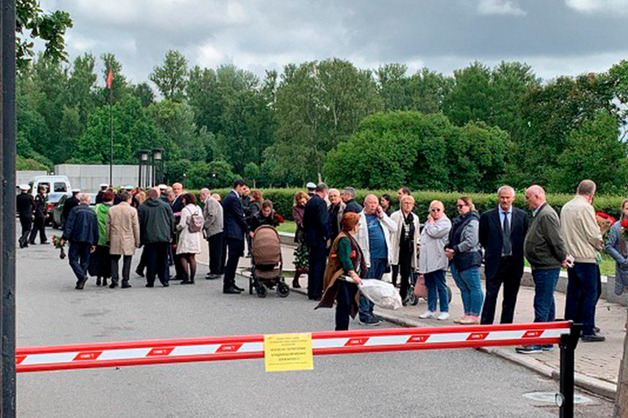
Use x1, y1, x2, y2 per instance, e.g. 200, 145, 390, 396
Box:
200, 188, 224, 280
107, 192, 140, 289
561, 180, 604, 342
328, 188, 346, 244
355, 194, 397, 326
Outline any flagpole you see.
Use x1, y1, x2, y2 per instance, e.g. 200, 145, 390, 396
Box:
109, 75, 113, 187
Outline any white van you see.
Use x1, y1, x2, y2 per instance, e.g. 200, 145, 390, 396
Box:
29, 175, 73, 224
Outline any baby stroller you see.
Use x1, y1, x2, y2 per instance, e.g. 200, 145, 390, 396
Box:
249, 225, 290, 298
407, 272, 453, 306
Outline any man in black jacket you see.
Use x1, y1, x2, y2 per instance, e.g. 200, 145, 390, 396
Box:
16, 184, 34, 248
138, 187, 175, 287
61, 189, 80, 228
222, 179, 251, 294
28, 185, 49, 245
60, 194, 99, 289
479, 186, 529, 324
342, 187, 363, 214
303, 183, 330, 300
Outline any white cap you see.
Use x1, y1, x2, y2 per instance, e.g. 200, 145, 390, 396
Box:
126, 185, 134, 190
72, 189, 81, 193
158, 184, 167, 190
99, 183, 109, 188
306, 182, 316, 189
18, 184, 29, 191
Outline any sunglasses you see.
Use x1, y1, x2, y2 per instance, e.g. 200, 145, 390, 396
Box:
430, 208, 441, 212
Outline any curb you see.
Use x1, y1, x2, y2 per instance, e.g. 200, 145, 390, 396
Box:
375, 311, 618, 400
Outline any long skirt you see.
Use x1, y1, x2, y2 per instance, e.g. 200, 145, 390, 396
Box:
88, 245, 111, 278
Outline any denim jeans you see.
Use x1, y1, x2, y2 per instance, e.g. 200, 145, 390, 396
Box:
565, 263, 598, 335
450, 264, 483, 316
359, 257, 387, 321
424, 270, 449, 313
532, 268, 560, 323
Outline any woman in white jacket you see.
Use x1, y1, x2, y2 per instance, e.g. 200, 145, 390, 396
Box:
176, 193, 204, 284
390, 195, 420, 303
418, 200, 452, 320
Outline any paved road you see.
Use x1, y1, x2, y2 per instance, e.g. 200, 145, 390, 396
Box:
16, 227, 613, 417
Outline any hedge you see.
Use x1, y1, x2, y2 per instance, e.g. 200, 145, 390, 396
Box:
191, 188, 627, 222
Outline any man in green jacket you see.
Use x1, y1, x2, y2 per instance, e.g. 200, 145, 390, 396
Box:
138, 187, 175, 287
517, 185, 569, 355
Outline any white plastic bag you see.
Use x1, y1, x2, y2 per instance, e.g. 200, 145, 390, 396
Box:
359, 279, 403, 310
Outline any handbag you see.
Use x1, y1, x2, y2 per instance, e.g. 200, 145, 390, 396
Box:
413, 274, 427, 298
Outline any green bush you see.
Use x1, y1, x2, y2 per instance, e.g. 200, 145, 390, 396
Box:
189, 188, 627, 222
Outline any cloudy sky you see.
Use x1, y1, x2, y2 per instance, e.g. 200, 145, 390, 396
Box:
39, 0, 628, 85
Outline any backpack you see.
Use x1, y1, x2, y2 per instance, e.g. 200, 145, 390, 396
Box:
187, 207, 204, 233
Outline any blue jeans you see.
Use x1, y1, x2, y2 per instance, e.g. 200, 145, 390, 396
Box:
359, 257, 387, 321
68, 241, 91, 283
450, 264, 483, 316
424, 270, 449, 312
532, 268, 560, 323
565, 263, 598, 335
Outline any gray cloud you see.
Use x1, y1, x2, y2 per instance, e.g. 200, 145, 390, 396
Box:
39, 0, 628, 85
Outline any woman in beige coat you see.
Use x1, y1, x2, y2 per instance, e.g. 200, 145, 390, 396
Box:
106, 192, 140, 289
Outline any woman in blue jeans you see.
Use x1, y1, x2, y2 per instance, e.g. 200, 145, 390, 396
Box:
445, 197, 484, 325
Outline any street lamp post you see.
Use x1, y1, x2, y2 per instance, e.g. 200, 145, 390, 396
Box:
138, 149, 149, 189
152, 148, 163, 186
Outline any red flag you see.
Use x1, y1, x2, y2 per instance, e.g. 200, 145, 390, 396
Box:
106, 69, 113, 89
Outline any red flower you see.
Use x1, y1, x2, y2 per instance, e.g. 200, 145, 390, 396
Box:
349, 250, 357, 259
275, 213, 285, 224
621, 219, 628, 231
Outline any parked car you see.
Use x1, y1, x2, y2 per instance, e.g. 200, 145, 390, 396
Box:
52, 193, 96, 230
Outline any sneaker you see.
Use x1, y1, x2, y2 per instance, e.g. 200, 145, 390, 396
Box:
454, 316, 466, 324
437, 312, 450, 321
541, 345, 554, 352
418, 310, 435, 319
359, 317, 382, 326
516, 345, 543, 354
459, 315, 480, 325
581, 333, 605, 342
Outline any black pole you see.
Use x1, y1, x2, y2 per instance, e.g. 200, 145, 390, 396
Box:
559, 322, 581, 418
109, 87, 113, 187
1, 0, 17, 415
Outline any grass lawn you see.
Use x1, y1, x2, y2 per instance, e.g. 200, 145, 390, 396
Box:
277, 220, 296, 234
524, 254, 616, 277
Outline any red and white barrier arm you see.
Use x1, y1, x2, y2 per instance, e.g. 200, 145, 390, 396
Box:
16, 321, 572, 373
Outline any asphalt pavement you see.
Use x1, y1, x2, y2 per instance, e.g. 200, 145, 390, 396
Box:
16, 227, 614, 417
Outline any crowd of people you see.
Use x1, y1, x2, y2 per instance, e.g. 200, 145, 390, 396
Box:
308, 180, 614, 355
19, 177, 621, 355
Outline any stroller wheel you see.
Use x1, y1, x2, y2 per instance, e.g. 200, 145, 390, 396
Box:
256, 284, 268, 298
277, 282, 290, 298
408, 292, 419, 306
447, 286, 453, 303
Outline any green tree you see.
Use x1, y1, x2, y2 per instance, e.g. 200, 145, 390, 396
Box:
149, 50, 188, 102
16, 0, 73, 67
553, 110, 628, 194
443, 61, 493, 126
376, 63, 412, 111
132, 82, 155, 107
243, 162, 260, 187
408, 68, 453, 114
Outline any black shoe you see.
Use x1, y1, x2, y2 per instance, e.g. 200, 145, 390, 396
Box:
102, 278, 108, 287
135, 268, 144, 278
223, 287, 242, 294
594, 326, 601, 333
41, 241, 49, 245
109, 282, 118, 289
96, 277, 101, 286
145, 283, 154, 288
121, 282, 132, 289
292, 279, 301, 289
582, 333, 605, 342
206, 273, 221, 280
233, 285, 244, 292
75, 278, 87, 290
28, 241, 35, 245
181, 279, 194, 285
161, 282, 170, 287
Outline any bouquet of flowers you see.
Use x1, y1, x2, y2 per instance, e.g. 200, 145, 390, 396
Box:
595, 212, 616, 238
52, 235, 66, 260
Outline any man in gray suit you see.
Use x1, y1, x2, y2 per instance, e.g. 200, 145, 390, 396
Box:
200, 188, 224, 280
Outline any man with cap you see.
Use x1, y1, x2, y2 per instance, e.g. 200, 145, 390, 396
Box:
306, 182, 317, 197
61, 189, 81, 228
158, 184, 168, 203
29, 185, 49, 245
17, 184, 34, 248
96, 184, 108, 204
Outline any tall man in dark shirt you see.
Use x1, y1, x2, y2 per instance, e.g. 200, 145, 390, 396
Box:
479, 186, 529, 325
61, 189, 80, 228
342, 187, 363, 214
29, 186, 49, 245
16, 184, 35, 248
222, 179, 251, 294
303, 183, 330, 300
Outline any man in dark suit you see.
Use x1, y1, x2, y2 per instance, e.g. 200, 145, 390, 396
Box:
479, 185, 529, 324
222, 179, 251, 294
303, 183, 330, 300
17, 184, 35, 248
61, 189, 80, 228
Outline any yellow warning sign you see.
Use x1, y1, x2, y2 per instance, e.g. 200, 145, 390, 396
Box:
264, 333, 314, 372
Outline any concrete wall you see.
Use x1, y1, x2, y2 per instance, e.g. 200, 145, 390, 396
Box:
16, 170, 48, 186
54, 164, 140, 192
